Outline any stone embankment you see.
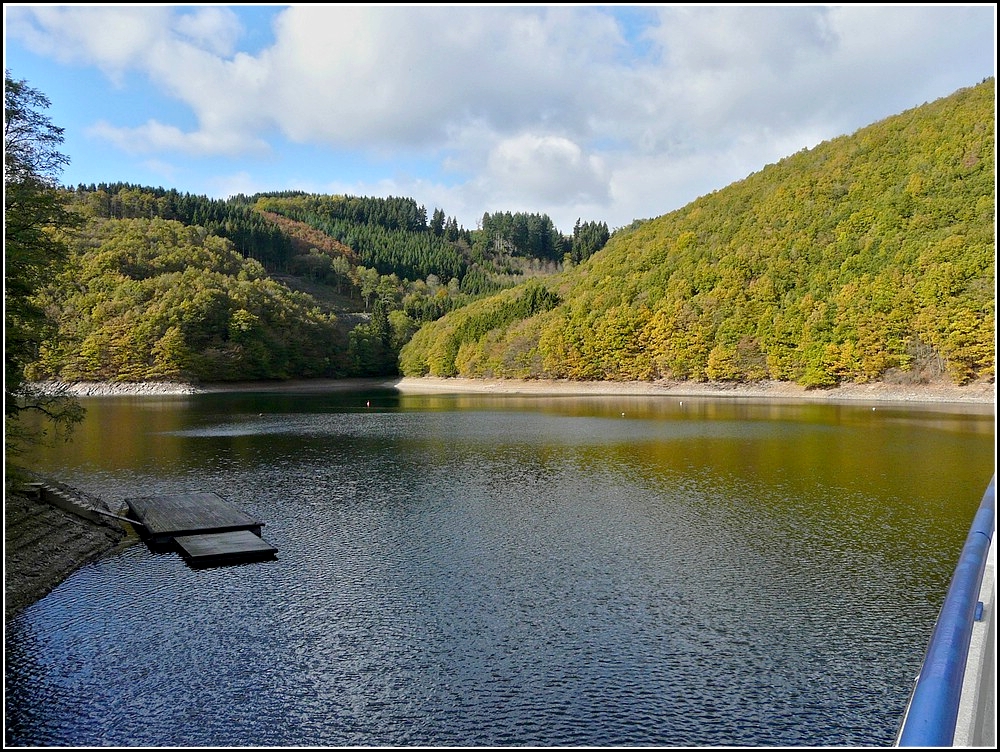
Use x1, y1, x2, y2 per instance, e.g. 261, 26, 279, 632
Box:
34, 380, 205, 396
5, 479, 135, 620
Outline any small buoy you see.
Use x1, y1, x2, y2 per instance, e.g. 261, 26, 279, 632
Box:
367, 400, 371, 408
621, 412, 625, 416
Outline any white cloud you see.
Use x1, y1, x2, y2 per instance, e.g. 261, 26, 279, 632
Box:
652, 6, 836, 75
5, 4, 995, 230
87, 119, 268, 157
7, 5, 169, 81
174, 6, 242, 58
483, 134, 609, 206
819, 5, 997, 121
255, 5, 627, 148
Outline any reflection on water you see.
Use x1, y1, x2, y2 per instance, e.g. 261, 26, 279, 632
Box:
5, 388, 995, 747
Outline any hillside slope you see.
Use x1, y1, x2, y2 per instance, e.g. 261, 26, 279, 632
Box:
400, 79, 995, 387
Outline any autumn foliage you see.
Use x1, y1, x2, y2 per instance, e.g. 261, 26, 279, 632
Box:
400, 79, 995, 387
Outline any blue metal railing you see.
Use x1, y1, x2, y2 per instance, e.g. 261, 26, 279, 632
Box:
896, 474, 996, 746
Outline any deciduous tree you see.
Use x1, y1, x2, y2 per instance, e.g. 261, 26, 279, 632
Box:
4, 71, 83, 469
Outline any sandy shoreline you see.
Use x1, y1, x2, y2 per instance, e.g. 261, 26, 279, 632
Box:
394, 376, 997, 406
37, 376, 997, 407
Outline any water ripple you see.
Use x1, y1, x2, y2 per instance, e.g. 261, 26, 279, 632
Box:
7, 399, 992, 747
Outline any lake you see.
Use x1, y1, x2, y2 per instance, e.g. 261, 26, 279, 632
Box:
4, 386, 995, 746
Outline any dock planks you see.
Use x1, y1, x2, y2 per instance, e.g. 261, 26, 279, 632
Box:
127, 491, 263, 540
125, 491, 276, 566
174, 530, 277, 565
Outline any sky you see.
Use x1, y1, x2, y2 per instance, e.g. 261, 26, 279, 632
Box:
4, 4, 996, 234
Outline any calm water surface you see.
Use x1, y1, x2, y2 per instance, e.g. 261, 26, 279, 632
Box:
4, 387, 995, 747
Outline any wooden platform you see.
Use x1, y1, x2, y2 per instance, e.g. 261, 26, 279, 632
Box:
174, 530, 277, 566
125, 491, 276, 566
126, 491, 263, 541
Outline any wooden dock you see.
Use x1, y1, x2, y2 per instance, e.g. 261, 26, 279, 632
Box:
125, 491, 277, 566
174, 530, 277, 566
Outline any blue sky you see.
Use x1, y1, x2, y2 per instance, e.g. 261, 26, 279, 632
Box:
4, 4, 996, 233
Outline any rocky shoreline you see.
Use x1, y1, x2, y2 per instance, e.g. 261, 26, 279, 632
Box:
5, 478, 135, 621
34, 379, 207, 396
34, 375, 997, 405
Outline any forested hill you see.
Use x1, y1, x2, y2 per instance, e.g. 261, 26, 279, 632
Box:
33, 184, 609, 382
400, 78, 996, 388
